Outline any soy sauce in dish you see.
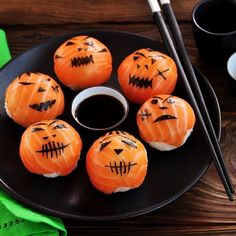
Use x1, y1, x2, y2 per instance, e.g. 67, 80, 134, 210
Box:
75, 95, 125, 129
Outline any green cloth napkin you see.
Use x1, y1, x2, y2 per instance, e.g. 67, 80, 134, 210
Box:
0, 30, 67, 236
0, 30, 11, 68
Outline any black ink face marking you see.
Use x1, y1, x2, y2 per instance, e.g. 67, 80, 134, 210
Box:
84, 41, 93, 46
98, 48, 108, 53
53, 124, 67, 129
43, 136, 48, 140
164, 96, 176, 104
137, 64, 140, 69
148, 54, 166, 60
139, 108, 152, 121
144, 65, 149, 70
82, 36, 90, 41
159, 107, 168, 110
154, 68, 170, 80
18, 82, 35, 85
114, 149, 123, 155
38, 87, 46, 92
55, 55, 63, 59
105, 160, 137, 176
33, 122, 47, 126
100, 141, 111, 152
78, 48, 82, 51
154, 115, 177, 123
26, 72, 32, 76
29, 99, 56, 112
36, 141, 71, 158
48, 120, 58, 127
133, 56, 139, 61
134, 51, 147, 58
52, 85, 59, 93
151, 58, 157, 64
71, 55, 94, 67
121, 139, 137, 148
129, 74, 152, 89
32, 127, 45, 133
151, 96, 164, 104
44, 78, 51, 82
66, 41, 75, 46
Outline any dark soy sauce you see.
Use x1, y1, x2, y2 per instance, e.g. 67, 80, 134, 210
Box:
75, 95, 125, 129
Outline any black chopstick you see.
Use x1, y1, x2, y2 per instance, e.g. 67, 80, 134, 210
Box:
147, 0, 234, 200
159, 0, 234, 194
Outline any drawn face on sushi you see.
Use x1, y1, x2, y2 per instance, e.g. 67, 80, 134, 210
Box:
118, 48, 178, 104
86, 131, 148, 194
54, 35, 112, 90
136, 95, 196, 151
19, 119, 82, 177
5, 72, 65, 127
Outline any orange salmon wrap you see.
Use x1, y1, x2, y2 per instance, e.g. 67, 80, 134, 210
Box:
20, 119, 82, 177
54, 35, 112, 90
5, 72, 65, 127
86, 131, 148, 194
118, 48, 177, 104
137, 95, 196, 151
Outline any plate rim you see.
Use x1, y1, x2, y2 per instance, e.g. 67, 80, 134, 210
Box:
0, 29, 221, 221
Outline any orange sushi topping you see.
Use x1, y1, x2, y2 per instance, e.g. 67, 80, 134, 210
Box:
54, 35, 112, 90
5, 72, 65, 127
20, 119, 82, 177
86, 131, 148, 194
118, 48, 178, 104
137, 95, 196, 151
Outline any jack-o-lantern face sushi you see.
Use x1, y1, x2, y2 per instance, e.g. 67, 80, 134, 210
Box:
19, 119, 82, 177
86, 131, 148, 194
118, 48, 178, 104
137, 95, 196, 151
54, 35, 112, 90
5, 72, 65, 127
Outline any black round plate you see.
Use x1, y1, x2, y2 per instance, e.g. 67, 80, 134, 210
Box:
0, 30, 220, 221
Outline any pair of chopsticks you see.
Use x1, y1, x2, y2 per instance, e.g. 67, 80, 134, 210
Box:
147, 0, 234, 201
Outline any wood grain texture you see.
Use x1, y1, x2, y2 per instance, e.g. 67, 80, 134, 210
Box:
0, 0, 200, 25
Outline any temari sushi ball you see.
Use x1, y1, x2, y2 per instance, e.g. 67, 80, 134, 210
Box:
54, 35, 112, 90
5, 72, 65, 127
86, 131, 148, 194
137, 95, 196, 151
118, 48, 178, 104
19, 119, 82, 177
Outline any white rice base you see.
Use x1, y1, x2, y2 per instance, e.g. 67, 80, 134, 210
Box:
43, 172, 60, 178
114, 187, 132, 193
4, 101, 13, 119
148, 129, 193, 151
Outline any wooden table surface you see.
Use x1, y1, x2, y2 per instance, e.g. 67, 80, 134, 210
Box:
1, 0, 236, 235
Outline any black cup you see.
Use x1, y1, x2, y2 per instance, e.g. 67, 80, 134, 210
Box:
192, 0, 236, 64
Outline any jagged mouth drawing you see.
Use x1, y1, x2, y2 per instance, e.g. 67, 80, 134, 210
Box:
29, 99, 56, 112
154, 115, 177, 123
71, 55, 94, 67
129, 74, 152, 89
105, 160, 137, 176
36, 141, 71, 158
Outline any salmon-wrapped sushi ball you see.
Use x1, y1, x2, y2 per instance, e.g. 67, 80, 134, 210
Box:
137, 95, 196, 151
86, 131, 148, 194
5, 72, 65, 127
19, 119, 82, 177
118, 48, 177, 104
54, 35, 112, 90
